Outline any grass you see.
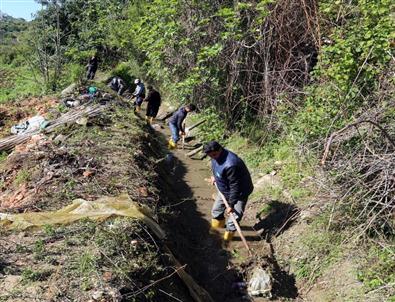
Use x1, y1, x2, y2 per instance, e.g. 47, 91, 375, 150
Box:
0, 65, 42, 103
21, 268, 52, 283
77, 251, 97, 275
14, 169, 30, 186
357, 243, 395, 291
293, 213, 343, 284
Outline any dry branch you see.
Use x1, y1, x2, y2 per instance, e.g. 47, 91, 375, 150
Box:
321, 119, 395, 165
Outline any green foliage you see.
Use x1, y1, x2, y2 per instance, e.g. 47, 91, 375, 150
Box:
64, 63, 85, 86
0, 65, 42, 103
0, 152, 8, 163
293, 0, 394, 139
43, 224, 56, 237
0, 14, 28, 65
111, 62, 135, 87
357, 244, 395, 290
77, 252, 97, 275
21, 268, 51, 283
14, 169, 31, 186
190, 106, 225, 142
33, 239, 45, 260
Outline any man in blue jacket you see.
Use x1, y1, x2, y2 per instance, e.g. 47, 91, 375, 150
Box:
168, 104, 196, 149
203, 141, 254, 241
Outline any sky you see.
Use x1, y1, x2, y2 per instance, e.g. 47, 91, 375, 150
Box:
0, 0, 43, 21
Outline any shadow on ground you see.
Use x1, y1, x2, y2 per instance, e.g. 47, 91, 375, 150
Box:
253, 200, 300, 242
268, 243, 299, 299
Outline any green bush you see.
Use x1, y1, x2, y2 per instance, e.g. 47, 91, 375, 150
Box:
111, 62, 135, 87
65, 63, 86, 86
190, 106, 226, 142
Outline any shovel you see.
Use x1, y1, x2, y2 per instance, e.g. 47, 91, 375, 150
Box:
181, 133, 185, 150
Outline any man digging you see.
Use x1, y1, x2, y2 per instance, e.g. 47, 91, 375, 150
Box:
204, 141, 254, 241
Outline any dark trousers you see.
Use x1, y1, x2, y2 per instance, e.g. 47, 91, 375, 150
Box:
86, 66, 97, 80
211, 191, 247, 231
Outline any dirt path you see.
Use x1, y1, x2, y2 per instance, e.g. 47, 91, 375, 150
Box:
152, 117, 270, 301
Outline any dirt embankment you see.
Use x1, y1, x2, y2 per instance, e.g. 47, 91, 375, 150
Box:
0, 98, 192, 301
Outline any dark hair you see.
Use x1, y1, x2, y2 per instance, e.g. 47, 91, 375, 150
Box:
187, 104, 196, 111
203, 141, 222, 153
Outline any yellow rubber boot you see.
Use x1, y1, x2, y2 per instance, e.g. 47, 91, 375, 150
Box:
168, 139, 177, 150
223, 231, 235, 241
211, 219, 225, 229
149, 117, 154, 124
135, 105, 141, 113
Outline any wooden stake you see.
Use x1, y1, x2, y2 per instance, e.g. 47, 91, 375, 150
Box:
186, 119, 206, 132
186, 145, 203, 157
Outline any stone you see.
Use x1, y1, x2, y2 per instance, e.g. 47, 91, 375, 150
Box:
60, 83, 77, 98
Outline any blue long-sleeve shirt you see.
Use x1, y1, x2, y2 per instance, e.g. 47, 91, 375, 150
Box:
169, 106, 187, 132
211, 149, 254, 207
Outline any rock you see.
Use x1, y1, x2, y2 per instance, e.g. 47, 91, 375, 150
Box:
62, 98, 80, 108
131, 240, 139, 246
91, 290, 104, 300
247, 267, 272, 297
83, 170, 94, 178
102, 271, 113, 282
76, 117, 88, 126
150, 123, 163, 130
60, 83, 77, 98
300, 206, 320, 223
254, 174, 281, 190
138, 186, 148, 197
53, 134, 66, 145
102, 93, 113, 99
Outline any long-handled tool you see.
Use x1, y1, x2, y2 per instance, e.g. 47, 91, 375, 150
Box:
181, 133, 185, 150
215, 183, 253, 256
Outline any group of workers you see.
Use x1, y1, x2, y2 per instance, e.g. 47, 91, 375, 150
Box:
85, 55, 253, 242
86, 55, 162, 123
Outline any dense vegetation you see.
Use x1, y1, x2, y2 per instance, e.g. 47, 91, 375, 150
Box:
1, 0, 394, 299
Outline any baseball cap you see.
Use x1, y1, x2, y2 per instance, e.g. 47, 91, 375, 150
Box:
203, 141, 222, 153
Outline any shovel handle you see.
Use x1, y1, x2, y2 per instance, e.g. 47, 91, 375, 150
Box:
214, 183, 252, 256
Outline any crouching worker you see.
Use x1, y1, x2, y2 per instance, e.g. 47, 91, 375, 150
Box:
109, 76, 126, 96
144, 85, 161, 124
203, 141, 254, 241
168, 104, 196, 149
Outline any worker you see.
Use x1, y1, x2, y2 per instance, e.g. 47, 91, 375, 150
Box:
109, 76, 126, 96
86, 55, 98, 80
203, 141, 254, 241
168, 104, 196, 149
144, 85, 161, 124
132, 79, 145, 112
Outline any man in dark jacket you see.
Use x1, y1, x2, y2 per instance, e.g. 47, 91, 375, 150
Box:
86, 55, 98, 80
144, 85, 161, 124
168, 104, 196, 149
203, 141, 254, 241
